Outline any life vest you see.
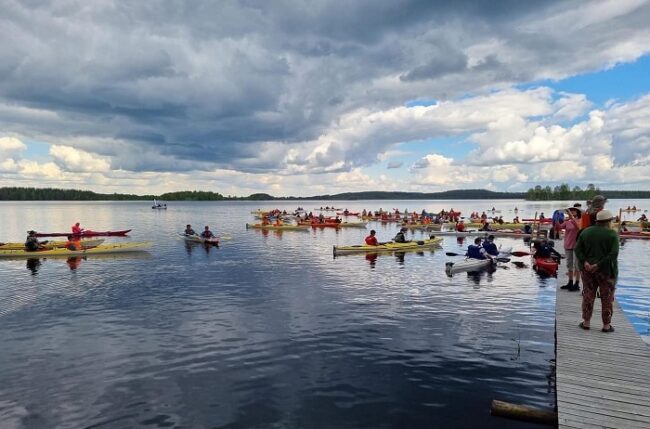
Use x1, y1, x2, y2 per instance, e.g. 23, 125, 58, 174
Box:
483, 242, 498, 256
467, 245, 486, 259
365, 235, 378, 245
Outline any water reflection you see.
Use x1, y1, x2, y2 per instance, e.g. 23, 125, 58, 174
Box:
66, 256, 83, 271
25, 258, 41, 275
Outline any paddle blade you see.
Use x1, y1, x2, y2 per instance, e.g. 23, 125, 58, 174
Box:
445, 252, 461, 256
510, 251, 531, 257
496, 257, 511, 263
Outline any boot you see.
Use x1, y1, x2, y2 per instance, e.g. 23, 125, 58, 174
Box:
568, 281, 580, 292
561, 279, 573, 290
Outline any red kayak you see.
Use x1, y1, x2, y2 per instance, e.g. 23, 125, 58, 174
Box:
35, 229, 132, 238
336, 212, 359, 216
522, 218, 552, 223
533, 256, 558, 275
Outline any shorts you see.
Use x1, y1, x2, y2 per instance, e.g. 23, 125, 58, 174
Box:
565, 249, 577, 272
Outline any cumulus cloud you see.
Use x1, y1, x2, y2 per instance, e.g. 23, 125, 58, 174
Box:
386, 161, 403, 169
0, 136, 26, 158
49, 145, 111, 173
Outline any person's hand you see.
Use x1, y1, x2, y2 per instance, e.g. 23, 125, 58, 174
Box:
584, 262, 597, 272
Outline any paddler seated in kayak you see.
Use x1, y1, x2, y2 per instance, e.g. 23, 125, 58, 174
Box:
365, 230, 379, 245
184, 224, 196, 235
456, 220, 466, 232
533, 239, 562, 260
393, 227, 410, 243
638, 214, 648, 222
466, 237, 493, 260
65, 235, 83, 251
72, 222, 84, 235
479, 222, 493, 232
201, 226, 216, 238
24, 231, 45, 251
513, 216, 520, 223
482, 235, 499, 256
524, 224, 533, 234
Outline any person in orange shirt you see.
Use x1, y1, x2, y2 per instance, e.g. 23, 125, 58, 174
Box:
71, 222, 84, 235
456, 220, 466, 232
365, 230, 378, 245
65, 235, 82, 251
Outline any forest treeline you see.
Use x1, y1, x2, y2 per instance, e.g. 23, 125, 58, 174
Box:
525, 184, 650, 200
2, 186, 649, 201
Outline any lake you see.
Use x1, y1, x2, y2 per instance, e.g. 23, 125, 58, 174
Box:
1, 199, 648, 428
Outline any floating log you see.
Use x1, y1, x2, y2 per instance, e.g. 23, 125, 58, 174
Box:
490, 399, 557, 426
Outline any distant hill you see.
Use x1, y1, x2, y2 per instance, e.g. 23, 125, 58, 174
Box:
299, 190, 526, 200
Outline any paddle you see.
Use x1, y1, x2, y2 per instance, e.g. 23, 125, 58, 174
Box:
445, 252, 509, 263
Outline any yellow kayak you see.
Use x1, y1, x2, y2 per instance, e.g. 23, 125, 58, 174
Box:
0, 238, 104, 251
245, 223, 309, 231
0, 242, 152, 258
333, 237, 443, 255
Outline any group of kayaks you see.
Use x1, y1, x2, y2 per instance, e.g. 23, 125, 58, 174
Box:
0, 241, 152, 258
0, 228, 152, 258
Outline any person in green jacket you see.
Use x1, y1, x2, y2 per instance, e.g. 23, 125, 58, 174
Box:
574, 209, 619, 332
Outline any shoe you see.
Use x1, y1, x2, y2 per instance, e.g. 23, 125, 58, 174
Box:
574, 281, 580, 289
601, 326, 615, 333
579, 322, 590, 330
561, 280, 573, 290
568, 285, 580, 292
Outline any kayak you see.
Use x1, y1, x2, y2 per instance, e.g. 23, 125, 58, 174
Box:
333, 237, 443, 255
619, 231, 650, 239
445, 258, 495, 275
34, 229, 132, 238
309, 223, 341, 228
533, 256, 559, 275
0, 238, 105, 251
0, 242, 152, 258
337, 221, 368, 228
246, 223, 309, 231
336, 212, 359, 216
180, 234, 219, 245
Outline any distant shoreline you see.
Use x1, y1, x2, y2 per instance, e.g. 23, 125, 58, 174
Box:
2, 187, 650, 201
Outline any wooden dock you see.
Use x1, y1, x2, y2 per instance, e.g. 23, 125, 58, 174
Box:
555, 284, 650, 428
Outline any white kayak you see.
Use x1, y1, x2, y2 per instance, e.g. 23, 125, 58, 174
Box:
180, 234, 219, 245
445, 258, 495, 275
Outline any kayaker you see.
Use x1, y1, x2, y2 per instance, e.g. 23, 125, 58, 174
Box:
559, 207, 582, 291
65, 235, 82, 251
456, 220, 466, 232
523, 224, 533, 234
482, 235, 499, 256
393, 227, 410, 243
533, 239, 562, 260
184, 224, 196, 235
513, 216, 520, 223
638, 214, 647, 222
466, 237, 492, 260
365, 230, 379, 246
575, 209, 619, 332
201, 226, 215, 239
71, 222, 84, 235
479, 222, 493, 232
24, 231, 44, 251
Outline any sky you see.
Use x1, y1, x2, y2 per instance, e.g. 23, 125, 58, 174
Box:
1, 0, 650, 197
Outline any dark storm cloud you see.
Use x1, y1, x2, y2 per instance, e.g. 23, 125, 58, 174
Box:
0, 0, 647, 173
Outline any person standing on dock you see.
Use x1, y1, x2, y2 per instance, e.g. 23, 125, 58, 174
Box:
581, 195, 606, 230
575, 210, 619, 332
559, 206, 582, 292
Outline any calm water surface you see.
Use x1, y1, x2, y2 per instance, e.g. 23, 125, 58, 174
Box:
0, 199, 648, 428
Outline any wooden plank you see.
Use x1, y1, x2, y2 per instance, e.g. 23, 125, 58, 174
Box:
555, 281, 650, 429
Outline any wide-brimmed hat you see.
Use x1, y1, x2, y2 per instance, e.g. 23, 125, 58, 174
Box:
566, 206, 582, 216
596, 209, 615, 222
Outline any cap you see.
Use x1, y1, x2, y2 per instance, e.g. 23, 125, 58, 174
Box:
596, 210, 614, 222
593, 195, 607, 203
